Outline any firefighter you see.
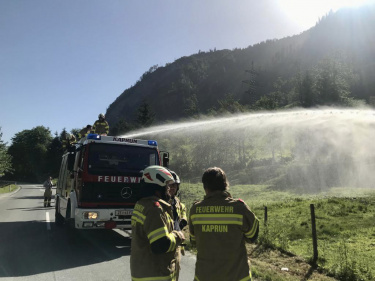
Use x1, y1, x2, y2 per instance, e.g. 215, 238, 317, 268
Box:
168, 171, 187, 230
189, 167, 259, 281
92, 113, 109, 135
62, 133, 76, 152
78, 125, 92, 139
43, 176, 53, 207
130, 165, 185, 281
168, 170, 187, 281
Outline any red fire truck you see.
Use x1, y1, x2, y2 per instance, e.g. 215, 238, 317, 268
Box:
55, 134, 169, 230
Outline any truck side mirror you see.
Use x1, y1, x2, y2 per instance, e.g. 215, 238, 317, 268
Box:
161, 152, 169, 168
67, 151, 75, 171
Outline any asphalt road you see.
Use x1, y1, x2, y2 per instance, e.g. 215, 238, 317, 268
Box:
0, 184, 196, 281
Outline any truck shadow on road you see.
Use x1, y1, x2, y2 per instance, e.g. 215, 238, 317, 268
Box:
7, 204, 56, 211
0, 221, 131, 277
12, 195, 45, 200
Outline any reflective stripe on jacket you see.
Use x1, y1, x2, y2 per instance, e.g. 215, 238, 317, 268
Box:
189, 191, 259, 281
130, 196, 183, 281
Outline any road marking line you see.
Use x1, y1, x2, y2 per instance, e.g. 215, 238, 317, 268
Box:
46, 212, 51, 230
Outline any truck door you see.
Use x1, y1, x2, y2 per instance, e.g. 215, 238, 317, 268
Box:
57, 155, 70, 217
75, 147, 85, 202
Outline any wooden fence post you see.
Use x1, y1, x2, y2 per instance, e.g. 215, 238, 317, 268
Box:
310, 203, 318, 264
264, 206, 268, 226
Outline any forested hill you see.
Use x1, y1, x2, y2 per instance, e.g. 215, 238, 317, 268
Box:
106, 4, 375, 133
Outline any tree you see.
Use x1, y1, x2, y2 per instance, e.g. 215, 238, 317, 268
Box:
70, 128, 80, 139
216, 93, 245, 114
314, 56, 354, 105
7, 126, 53, 182
138, 65, 159, 83
0, 127, 12, 176
136, 101, 155, 127
270, 77, 288, 107
253, 95, 279, 110
110, 119, 132, 136
299, 71, 316, 107
184, 93, 200, 117
46, 132, 63, 178
60, 128, 68, 140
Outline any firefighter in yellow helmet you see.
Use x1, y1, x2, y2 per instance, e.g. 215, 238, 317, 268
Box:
189, 167, 259, 281
168, 170, 187, 281
92, 113, 109, 136
130, 165, 185, 281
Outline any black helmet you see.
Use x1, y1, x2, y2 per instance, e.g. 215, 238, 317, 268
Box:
169, 170, 180, 193
169, 170, 180, 184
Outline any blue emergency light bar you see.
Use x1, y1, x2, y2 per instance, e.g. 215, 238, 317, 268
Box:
148, 140, 158, 146
87, 134, 101, 140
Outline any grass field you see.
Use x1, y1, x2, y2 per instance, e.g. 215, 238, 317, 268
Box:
0, 184, 18, 194
180, 182, 375, 281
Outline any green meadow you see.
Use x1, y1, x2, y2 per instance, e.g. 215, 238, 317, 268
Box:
180, 183, 375, 281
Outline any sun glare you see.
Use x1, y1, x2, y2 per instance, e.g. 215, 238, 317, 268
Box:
278, 0, 374, 29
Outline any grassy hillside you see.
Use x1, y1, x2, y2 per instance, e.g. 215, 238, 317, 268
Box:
180, 183, 375, 280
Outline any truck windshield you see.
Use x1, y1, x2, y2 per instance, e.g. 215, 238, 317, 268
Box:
87, 143, 159, 175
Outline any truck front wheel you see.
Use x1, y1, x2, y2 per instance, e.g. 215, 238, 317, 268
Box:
55, 198, 65, 226
66, 201, 76, 229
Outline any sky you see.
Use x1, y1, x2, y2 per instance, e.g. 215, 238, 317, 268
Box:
1, 0, 373, 145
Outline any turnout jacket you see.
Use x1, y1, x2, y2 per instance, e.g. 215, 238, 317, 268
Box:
169, 196, 187, 281
130, 196, 184, 281
92, 120, 109, 135
78, 128, 90, 139
43, 179, 53, 198
170, 196, 187, 230
189, 191, 259, 281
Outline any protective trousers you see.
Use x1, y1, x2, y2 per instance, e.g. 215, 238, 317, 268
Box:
44, 189, 52, 207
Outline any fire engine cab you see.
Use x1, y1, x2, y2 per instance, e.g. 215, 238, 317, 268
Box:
55, 134, 169, 230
